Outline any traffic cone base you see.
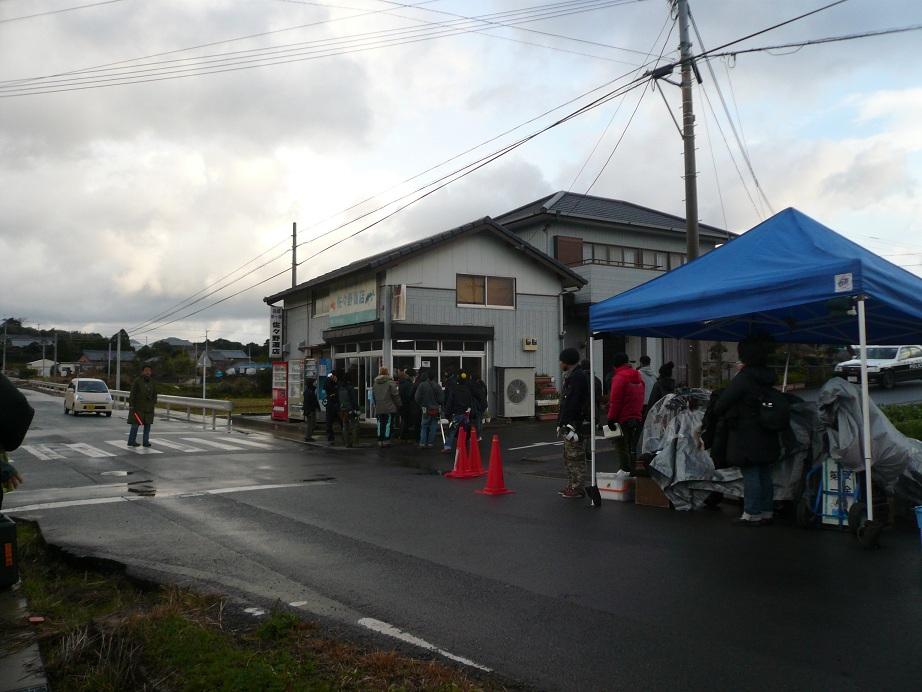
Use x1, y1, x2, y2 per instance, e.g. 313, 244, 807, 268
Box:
466, 427, 488, 478
477, 434, 513, 495
445, 426, 478, 479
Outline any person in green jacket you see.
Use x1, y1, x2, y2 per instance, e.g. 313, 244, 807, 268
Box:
128, 366, 157, 447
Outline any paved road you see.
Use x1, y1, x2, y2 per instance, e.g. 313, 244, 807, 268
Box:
5, 389, 922, 691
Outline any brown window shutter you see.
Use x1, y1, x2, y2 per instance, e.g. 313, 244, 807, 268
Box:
554, 236, 583, 266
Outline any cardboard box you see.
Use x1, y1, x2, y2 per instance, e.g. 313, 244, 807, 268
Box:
634, 477, 671, 508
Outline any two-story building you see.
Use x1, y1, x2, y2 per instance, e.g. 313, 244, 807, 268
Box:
264, 218, 586, 418
496, 191, 733, 378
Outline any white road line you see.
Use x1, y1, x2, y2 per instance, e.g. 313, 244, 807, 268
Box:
20, 444, 64, 460
181, 437, 245, 451
149, 438, 205, 453
508, 441, 563, 451
204, 483, 307, 495
358, 618, 492, 672
227, 438, 276, 450
8, 496, 142, 512
106, 441, 163, 454
66, 443, 115, 458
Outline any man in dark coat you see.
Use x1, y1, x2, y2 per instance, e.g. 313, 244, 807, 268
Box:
714, 337, 781, 526
0, 374, 33, 508
303, 377, 321, 442
128, 365, 157, 447
558, 349, 589, 499
442, 371, 474, 453
323, 371, 340, 444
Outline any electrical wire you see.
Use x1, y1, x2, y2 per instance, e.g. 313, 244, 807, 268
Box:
0, 0, 128, 25
699, 89, 729, 233
584, 83, 648, 194
689, 6, 774, 215
0, 0, 643, 90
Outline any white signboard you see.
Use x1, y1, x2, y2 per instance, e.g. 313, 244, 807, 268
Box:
269, 306, 284, 358
329, 279, 377, 327
834, 273, 853, 294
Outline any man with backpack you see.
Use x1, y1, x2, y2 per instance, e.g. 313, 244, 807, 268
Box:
713, 336, 789, 526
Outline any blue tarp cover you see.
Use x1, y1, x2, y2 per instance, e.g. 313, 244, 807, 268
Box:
589, 208, 922, 344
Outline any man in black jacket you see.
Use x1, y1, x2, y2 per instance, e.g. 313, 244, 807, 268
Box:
441, 371, 474, 453
558, 348, 589, 499
1, 374, 34, 509
323, 371, 340, 444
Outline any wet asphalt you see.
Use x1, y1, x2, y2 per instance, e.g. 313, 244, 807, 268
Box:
5, 389, 922, 691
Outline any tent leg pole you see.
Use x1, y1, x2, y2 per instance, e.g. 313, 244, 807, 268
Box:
781, 347, 791, 393
589, 332, 597, 487
857, 297, 874, 522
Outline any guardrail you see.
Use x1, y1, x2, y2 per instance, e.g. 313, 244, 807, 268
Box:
21, 379, 233, 430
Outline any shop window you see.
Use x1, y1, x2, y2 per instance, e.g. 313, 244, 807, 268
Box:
392, 339, 414, 351
359, 342, 372, 352
442, 341, 464, 352
311, 288, 330, 317
456, 274, 485, 305
416, 340, 437, 351
464, 341, 485, 352
340, 343, 357, 353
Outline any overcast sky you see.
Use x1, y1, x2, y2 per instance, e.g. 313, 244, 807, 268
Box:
1, 0, 920, 345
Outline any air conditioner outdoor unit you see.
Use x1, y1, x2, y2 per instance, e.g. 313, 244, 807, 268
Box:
494, 366, 535, 418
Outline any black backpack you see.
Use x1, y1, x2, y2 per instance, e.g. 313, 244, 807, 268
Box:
757, 387, 791, 432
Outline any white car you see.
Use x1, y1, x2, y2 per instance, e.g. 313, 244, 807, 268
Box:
64, 378, 114, 416
834, 345, 922, 389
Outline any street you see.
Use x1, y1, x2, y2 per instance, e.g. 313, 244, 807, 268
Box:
5, 387, 922, 691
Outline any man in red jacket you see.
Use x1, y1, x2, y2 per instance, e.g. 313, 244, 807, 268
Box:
607, 353, 645, 472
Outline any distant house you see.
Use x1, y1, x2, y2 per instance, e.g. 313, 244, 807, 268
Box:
197, 349, 249, 372
154, 337, 195, 352
27, 359, 56, 377
79, 349, 136, 372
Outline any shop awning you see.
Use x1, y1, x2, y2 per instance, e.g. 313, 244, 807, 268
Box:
589, 208, 922, 345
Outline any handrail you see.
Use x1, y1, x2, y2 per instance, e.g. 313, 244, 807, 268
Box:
21, 379, 234, 430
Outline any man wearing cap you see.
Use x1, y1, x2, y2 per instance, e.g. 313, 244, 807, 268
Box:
558, 348, 589, 499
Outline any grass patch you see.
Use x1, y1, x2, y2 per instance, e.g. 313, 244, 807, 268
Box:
880, 403, 922, 440
14, 521, 511, 691
228, 397, 273, 415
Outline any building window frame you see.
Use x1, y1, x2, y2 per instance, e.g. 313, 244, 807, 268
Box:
456, 273, 516, 309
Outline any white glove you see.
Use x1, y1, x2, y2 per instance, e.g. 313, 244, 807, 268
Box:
563, 424, 579, 442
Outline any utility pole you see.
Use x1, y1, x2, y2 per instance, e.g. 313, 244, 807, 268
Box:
40, 324, 46, 378
1, 319, 7, 375
291, 222, 297, 288
116, 330, 122, 393
202, 329, 208, 399
677, 0, 702, 388
53, 330, 58, 377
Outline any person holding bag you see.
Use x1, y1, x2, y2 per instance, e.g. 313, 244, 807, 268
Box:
372, 367, 401, 447
414, 370, 443, 448
606, 353, 645, 472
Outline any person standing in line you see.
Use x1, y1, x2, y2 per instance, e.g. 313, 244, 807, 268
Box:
648, 362, 676, 409
637, 355, 657, 417
607, 353, 645, 472
302, 377, 321, 442
372, 367, 401, 447
442, 371, 473, 454
558, 349, 590, 499
414, 369, 443, 448
397, 369, 416, 443
323, 371, 340, 444
470, 374, 488, 441
338, 373, 361, 448
128, 365, 157, 448
713, 337, 782, 526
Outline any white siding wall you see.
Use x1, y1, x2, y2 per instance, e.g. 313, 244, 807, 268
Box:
385, 231, 562, 296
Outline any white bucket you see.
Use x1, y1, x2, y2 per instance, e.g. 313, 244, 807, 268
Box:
596, 471, 634, 502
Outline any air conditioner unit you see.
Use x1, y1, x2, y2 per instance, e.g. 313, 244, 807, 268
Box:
494, 366, 535, 418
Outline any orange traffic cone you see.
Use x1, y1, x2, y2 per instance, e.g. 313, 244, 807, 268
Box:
477, 434, 514, 495
445, 425, 471, 478
467, 427, 487, 478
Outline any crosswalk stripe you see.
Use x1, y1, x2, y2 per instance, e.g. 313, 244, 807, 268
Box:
227, 438, 276, 450
66, 443, 115, 458
181, 437, 245, 451
106, 441, 163, 455
150, 438, 205, 453
20, 444, 65, 460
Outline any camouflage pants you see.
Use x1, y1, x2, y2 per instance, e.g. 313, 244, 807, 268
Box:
340, 412, 360, 447
563, 437, 586, 489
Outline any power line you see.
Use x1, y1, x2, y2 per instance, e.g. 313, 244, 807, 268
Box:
689, 6, 774, 215
705, 23, 922, 59
699, 89, 729, 233
584, 83, 648, 193
0, 0, 128, 25
0, 0, 639, 89
130, 74, 655, 337
0, 0, 647, 97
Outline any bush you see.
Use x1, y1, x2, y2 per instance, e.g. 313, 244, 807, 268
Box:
893, 420, 922, 441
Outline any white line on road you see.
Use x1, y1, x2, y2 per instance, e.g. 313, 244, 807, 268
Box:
149, 438, 205, 453
507, 441, 563, 451
7, 495, 143, 512
20, 444, 65, 460
66, 443, 115, 458
204, 483, 308, 495
106, 441, 163, 454
358, 618, 493, 672
181, 437, 245, 451
227, 438, 276, 450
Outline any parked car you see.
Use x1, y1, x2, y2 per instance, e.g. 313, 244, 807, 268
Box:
834, 345, 922, 389
64, 378, 113, 416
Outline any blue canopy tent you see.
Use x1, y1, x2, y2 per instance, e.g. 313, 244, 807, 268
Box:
586, 208, 922, 523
